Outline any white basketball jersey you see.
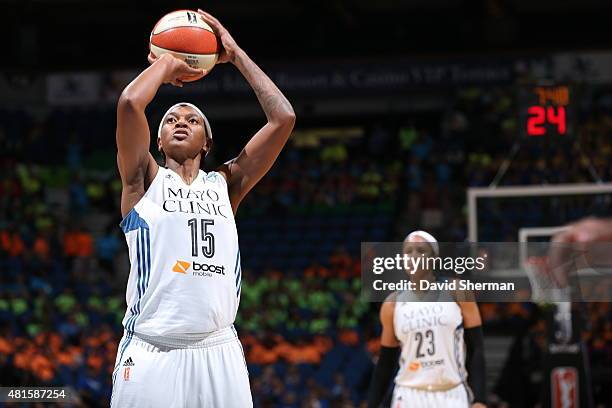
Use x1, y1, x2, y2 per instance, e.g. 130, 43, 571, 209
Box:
393, 291, 467, 390
119, 166, 241, 337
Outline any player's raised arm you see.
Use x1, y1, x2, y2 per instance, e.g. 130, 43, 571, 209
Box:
198, 9, 296, 212
367, 294, 400, 408
116, 54, 203, 216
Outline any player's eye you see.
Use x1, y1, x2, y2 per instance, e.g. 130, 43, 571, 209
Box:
189, 118, 198, 124
167, 117, 176, 123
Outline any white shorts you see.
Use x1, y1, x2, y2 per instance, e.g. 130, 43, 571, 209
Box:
391, 384, 470, 408
110, 325, 252, 408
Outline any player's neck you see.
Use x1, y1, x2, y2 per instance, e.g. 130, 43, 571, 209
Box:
166, 158, 201, 185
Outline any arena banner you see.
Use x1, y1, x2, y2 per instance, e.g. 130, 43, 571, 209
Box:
0, 74, 46, 105
158, 50, 612, 97
34, 50, 612, 106
552, 51, 612, 84
360, 242, 612, 303
161, 57, 527, 97
46, 72, 101, 105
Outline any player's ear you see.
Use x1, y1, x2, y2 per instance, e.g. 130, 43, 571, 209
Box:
203, 137, 213, 156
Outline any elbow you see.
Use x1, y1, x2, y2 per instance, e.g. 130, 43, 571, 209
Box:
286, 110, 297, 126
117, 91, 142, 112
276, 108, 296, 129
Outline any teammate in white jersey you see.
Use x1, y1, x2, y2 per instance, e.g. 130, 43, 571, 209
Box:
367, 231, 487, 408
110, 9, 295, 408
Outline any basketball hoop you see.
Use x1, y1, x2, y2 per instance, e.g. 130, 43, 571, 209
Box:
524, 255, 572, 303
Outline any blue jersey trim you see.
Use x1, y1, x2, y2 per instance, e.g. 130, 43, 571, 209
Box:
123, 226, 152, 334
234, 250, 242, 297
119, 208, 150, 233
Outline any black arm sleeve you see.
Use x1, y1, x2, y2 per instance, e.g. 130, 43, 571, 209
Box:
465, 325, 486, 404
367, 345, 400, 408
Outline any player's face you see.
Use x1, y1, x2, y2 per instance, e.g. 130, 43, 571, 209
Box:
158, 105, 209, 161
403, 235, 435, 275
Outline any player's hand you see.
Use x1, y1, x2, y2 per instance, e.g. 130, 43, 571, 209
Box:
472, 403, 487, 408
548, 217, 612, 288
552, 217, 612, 243
197, 9, 241, 64
148, 53, 205, 87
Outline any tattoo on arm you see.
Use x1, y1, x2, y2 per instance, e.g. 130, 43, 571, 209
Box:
235, 51, 294, 120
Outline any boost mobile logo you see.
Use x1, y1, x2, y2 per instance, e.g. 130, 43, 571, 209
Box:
172, 260, 225, 275
173, 260, 191, 274
408, 361, 420, 371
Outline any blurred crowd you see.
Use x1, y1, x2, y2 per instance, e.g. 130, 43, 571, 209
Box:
1, 85, 611, 407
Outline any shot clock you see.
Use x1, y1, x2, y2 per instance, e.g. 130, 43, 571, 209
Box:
519, 84, 574, 138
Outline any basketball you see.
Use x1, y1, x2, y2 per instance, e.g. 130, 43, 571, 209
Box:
150, 10, 219, 81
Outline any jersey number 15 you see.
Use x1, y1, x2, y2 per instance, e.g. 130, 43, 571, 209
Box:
188, 218, 215, 258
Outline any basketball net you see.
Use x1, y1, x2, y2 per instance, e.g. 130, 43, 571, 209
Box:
524, 255, 573, 344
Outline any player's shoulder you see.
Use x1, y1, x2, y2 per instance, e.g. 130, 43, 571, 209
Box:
380, 291, 399, 318
200, 170, 222, 183
215, 162, 231, 183
383, 291, 400, 303
443, 276, 476, 303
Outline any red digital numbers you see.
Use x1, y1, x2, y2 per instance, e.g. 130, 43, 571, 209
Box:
527, 106, 546, 136
547, 106, 566, 134
527, 106, 566, 136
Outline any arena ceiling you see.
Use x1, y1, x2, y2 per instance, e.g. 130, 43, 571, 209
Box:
2, 0, 612, 72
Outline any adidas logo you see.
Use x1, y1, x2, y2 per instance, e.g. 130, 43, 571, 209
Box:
123, 357, 135, 367
172, 260, 191, 273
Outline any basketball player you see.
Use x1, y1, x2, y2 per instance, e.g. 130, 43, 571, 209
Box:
367, 231, 487, 408
110, 9, 295, 407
